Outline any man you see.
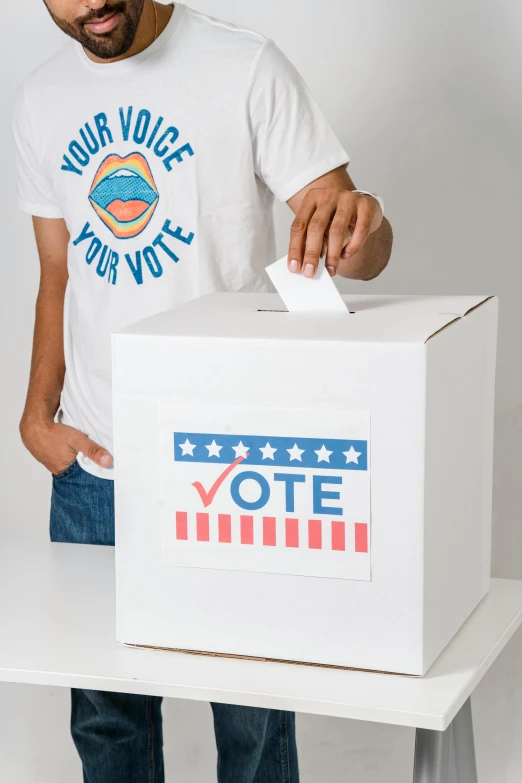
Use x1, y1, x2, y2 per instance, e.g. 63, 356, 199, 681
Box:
13, 1, 392, 781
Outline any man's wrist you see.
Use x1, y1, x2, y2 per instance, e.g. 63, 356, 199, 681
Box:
19, 408, 55, 438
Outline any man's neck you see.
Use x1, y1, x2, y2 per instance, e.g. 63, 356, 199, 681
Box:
84, 2, 175, 64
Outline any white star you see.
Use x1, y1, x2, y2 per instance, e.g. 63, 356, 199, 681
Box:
314, 444, 333, 463
287, 443, 304, 461
232, 441, 250, 459
343, 446, 361, 464
259, 442, 277, 460
179, 438, 196, 456
206, 439, 223, 458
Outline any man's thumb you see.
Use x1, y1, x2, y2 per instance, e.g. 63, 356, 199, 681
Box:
75, 434, 113, 468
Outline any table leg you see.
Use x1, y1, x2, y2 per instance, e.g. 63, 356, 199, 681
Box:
413, 697, 478, 783
451, 698, 478, 783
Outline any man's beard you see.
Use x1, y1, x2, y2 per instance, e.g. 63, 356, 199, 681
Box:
45, 1, 146, 60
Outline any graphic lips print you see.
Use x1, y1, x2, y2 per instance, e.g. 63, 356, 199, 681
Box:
88, 152, 159, 239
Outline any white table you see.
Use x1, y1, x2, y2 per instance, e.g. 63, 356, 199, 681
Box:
1, 536, 521, 782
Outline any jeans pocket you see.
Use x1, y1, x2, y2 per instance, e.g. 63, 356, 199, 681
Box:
52, 458, 79, 480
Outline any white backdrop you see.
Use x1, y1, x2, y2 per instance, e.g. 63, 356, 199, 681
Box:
1, 1, 522, 780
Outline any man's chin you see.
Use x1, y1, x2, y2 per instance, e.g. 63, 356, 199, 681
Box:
79, 29, 133, 59
43, 0, 145, 60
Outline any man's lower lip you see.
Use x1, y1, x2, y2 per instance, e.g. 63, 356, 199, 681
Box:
84, 11, 120, 34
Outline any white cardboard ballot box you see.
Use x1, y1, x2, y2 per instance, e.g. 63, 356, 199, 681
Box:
112, 292, 498, 676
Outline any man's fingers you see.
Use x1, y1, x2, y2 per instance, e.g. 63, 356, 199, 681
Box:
288, 192, 319, 273
73, 433, 113, 467
301, 203, 338, 278
342, 198, 374, 258
325, 196, 355, 276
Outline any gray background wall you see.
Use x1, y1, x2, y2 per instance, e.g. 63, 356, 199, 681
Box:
1, 0, 521, 780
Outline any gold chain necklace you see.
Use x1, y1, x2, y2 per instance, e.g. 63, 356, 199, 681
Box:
151, 0, 158, 42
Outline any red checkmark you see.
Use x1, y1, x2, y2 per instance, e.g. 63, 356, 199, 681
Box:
192, 455, 247, 508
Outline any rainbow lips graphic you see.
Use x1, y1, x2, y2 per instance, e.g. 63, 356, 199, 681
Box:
88, 152, 159, 239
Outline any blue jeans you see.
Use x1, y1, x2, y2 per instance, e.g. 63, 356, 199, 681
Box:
50, 459, 299, 783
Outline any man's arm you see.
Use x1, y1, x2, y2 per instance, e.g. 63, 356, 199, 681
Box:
19, 216, 112, 474
286, 166, 393, 279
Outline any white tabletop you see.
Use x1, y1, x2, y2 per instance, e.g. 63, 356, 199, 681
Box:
1, 535, 521, 731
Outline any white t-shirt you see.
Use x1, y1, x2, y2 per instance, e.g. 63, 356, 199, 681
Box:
13, 3, 349, 479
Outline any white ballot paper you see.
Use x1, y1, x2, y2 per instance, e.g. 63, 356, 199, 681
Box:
265, 255, 348, 313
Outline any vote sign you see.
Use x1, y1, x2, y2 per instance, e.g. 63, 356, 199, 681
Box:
159, 406, 371, 581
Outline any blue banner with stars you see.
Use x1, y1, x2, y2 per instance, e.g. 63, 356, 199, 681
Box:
173, 433, 367, 471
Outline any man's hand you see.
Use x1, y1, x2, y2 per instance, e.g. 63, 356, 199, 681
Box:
286, 166, 392, 281
288, 186, 383, 278
20, 416, 113, 475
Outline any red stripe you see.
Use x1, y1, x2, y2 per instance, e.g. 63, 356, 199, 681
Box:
176, 511, 188, 540
218, 514, 231, 543
354, 522, 368, 553
196, 513, 209, 542
285, 518, 299, 548
263, 517, 276, 546
308, 519, 322, 549
331, 521, 345, 551
241, 515, 254, 545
